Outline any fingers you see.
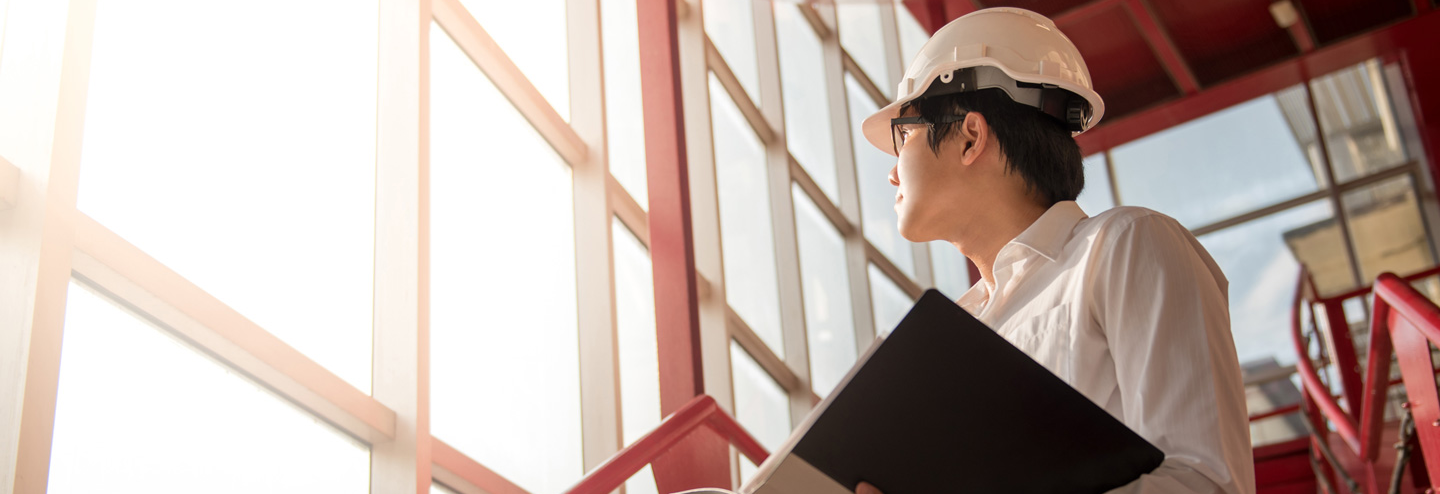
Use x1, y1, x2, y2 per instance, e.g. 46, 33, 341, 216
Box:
855, 481, 883, 494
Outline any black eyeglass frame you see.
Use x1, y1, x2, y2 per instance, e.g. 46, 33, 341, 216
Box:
890, 113, 968, 155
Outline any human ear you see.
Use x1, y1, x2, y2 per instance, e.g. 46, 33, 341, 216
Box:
958, 112, 988, 165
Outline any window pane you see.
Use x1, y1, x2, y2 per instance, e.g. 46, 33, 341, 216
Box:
775, 3, 839, 203
602, 0, 648, 208
615, 218, 660, 447
627, 465, 661, 494
49, 282, 369, 493
1199, 201, 1341, 366
837, 2, 893, 96
1112, 91, 1322, 228
459, 0, 570, 120
1312, 61, 1409, 184
704, 0, 760, 101
1343, 175, 1434, 282
1075, 153, 1115, 215
847, 74, 915, 276
712, 74, 785, 354
76, 0, 377, 391
894, 0, 930, 74
731, 341, 792, 479
868, 264, 913, 337
793, 184, 857, 397
430, 26, 582, 494
929, 241, 970, 299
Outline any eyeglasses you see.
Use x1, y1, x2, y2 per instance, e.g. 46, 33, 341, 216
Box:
890, 113, 968, 155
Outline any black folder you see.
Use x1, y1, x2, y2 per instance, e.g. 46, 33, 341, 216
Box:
721, 289, 1165, 494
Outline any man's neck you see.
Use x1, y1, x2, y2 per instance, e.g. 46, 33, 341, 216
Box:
954, 199, 1050, 287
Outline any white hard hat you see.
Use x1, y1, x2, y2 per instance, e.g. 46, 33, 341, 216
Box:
861, 7, 1105, 156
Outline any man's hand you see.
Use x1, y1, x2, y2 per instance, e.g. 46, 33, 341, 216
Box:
856, 481, 883, 494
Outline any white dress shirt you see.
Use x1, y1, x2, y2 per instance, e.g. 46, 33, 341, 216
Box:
955, 201, 1254, 494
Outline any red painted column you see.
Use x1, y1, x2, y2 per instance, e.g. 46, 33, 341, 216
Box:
636, 0, 731, 491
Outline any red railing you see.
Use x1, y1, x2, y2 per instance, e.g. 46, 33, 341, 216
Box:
1290, 266, 1440, 493
564, 395, 769, 494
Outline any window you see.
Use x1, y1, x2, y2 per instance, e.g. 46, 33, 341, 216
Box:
602, 0, 649, 208
929, 241, 970, 299
76, 0, 378, 392
793, 185, 857, 396
1311, 61, 1409, 184
847, 74, 915, 276
837, 2, 893, 96
49, 283, 370, 493
894, 0, 930, 73
1111, 91, 1322, 229
1075, 153, 1116, 215
712, 74, 785, 354
868, 264, 913, 337
730, 341, 792, 480
429, 26, 582, 494
775, 3, 839, 202
1343, 175, 1434, 282
459, 0, 570, 120
614, 218, 661, 494
1199, 201, 1339, 365
704, 0, 760, 101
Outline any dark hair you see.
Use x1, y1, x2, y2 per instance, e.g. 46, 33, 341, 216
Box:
900, 88, 1084, 206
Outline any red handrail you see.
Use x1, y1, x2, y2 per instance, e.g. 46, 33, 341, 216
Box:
564, 395, 769, 494
1292, 271, 1365, 454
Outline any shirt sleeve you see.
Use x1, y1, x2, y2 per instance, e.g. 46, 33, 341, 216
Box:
1091, 213, 1255, 494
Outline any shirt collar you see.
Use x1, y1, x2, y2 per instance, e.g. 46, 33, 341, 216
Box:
1006, 201, 1088, 263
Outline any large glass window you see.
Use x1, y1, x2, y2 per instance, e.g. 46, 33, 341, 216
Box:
868, 264, 913, 337
837, 2, 893, 97
1343, 175, 1434, 282
76, 0, 378, 392
704, 0, 760, 101
602, 0, 648, 208
712, 74, 785, 354
459, 0, 570, 120
775, 3, 839, 202
1075, 153, 1116, 215
1199, 201, 1340, 365
847, 74, 915, 276
792, 185, 857, 397
731, 341, 792, 480
893, 0, 930, 74
1112, 91, 1322, 229
1311, 61, 1409, 184
429, 26, 582, 494
929, 241, 970, 299
614, 218, 661, 494
49, 283, 370, 493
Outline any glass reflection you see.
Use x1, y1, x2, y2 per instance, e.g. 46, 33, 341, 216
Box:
77, 0, 378, 392
1311, 60, 1408, 184
847, 74, 915, 276
793, 184, 858, 397
712, 74, 785, 355
429, 26, 582, 494
50, 283, 370, 493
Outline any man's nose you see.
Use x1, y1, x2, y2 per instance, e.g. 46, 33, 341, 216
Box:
888, 164, 900, 187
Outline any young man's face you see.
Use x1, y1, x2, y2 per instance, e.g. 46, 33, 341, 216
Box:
887, 117, 978, 243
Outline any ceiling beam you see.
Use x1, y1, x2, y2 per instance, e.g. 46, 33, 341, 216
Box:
1122, 0, 1201, 94
1055, 0, 1126, 26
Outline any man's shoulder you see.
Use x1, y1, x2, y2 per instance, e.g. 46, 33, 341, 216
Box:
1079, 206, 1190, 239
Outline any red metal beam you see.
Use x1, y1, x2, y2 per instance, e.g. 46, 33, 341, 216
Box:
637, 0, 729, 491
1055, 0, 1126, 26
1122, 0, 1201, 94
1075, 9, 1440, 155
942, 0, 981, 22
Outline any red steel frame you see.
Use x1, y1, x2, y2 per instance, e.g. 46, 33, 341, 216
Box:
564, 395, 770, 494
1291, 265, 1440, 493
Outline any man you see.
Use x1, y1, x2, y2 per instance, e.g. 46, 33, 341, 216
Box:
854, 8, 1254, 494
